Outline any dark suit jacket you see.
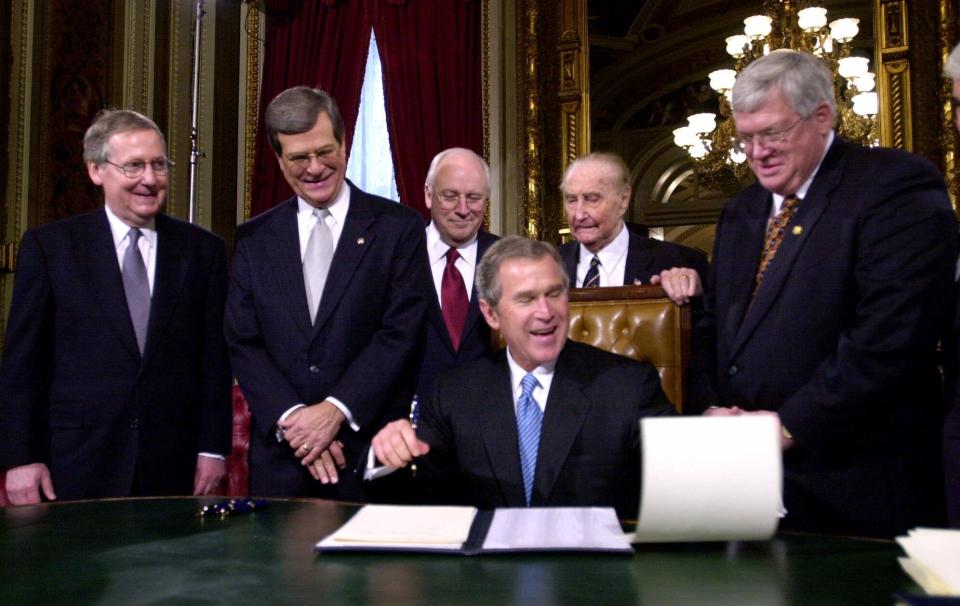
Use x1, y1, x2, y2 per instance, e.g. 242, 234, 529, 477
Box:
690, 138, 958, 537
225, 182, 429, 499
559, 230, 708, 288
0, 209, 232, 499
416, 230, 499, 402
416, 340, 675, 519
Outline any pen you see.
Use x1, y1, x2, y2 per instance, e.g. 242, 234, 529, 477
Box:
409, 394, 420, 476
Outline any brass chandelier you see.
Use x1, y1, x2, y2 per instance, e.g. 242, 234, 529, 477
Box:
672, 0, 879, 184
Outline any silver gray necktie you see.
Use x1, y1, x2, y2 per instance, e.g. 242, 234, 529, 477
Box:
121, 228, 151, 353
303, 208, 334, 324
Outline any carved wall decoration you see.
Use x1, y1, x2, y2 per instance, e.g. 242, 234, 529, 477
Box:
937, 0, 958, 206
875, 0, 911, 151
38, 0, 113, 225
520, 0, 542, 240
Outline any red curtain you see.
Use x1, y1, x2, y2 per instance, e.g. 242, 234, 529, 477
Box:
251, 0, 372, 217
374, 0, 482, 219
252, 0, 482, 219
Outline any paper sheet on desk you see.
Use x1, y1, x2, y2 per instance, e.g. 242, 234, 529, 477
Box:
319, 505, 476, 549
633, 416, 782, 542
482, 508, 631, 552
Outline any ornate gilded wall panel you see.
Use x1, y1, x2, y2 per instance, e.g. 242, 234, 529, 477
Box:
875, 0, 911, 151
520, 0, 542, 240
938, 0, 958, 205
556, 0, 589, 239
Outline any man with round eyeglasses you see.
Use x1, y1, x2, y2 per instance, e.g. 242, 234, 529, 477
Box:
684, 49, 957, 537
0, 109, 232, 504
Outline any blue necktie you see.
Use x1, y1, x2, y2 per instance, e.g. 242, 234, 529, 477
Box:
516, 372, 543, 506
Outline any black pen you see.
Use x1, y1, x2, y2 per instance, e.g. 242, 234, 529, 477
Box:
409, 394, 420, 476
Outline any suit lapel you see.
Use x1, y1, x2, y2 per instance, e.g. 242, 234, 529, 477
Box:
534, 345, 593, 504
141, 215, 189, 367
624, 231, 657, 285
561, 242, 579, 287
719, 189, 769, 349
732, 139, 846, 356
459, 232, 496, 349
311, 185, 375, 337
265, 199, 314, 338
479, 354, 527, 506
76, 210, 141, 358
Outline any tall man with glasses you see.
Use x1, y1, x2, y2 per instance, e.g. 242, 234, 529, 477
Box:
557, 152, 708, 305
226, 86, 429, 499
680, 50, 957, 537
0, 109, 232, 504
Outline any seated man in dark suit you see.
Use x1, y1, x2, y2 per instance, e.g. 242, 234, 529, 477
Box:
369, 236, 675, 518
558, 152, 708, 305
0, 109, 232, 504
417, 148, 499, 403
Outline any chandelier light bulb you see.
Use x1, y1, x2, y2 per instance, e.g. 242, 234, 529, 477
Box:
838, 56, 870, 79
725, 35, 749, 58
851, 92, 878, 116
829, 18, 859, 42
729, 148, 748, 164
709, 69, 737, 93
687, 112, 717, 134
797, 7, 828, 32
743, 15, 772, 40
689, 141, 710, 159
673, 126, 698, 148
852, 72, 875, 92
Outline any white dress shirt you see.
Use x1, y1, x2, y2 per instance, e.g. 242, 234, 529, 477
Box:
105, 205, 156, 294
575, 222, 629, 287
770, 131, 835, 217
505, 349, 556, 413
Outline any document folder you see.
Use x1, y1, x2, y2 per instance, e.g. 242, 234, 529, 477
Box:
315, 505, 633, 555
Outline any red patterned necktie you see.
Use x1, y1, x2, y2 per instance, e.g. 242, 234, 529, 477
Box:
754, 194, 801, 295
441, 248, 469, 350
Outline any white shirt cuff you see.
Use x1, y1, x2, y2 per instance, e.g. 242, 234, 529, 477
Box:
275, 403, 307, 442
363, 446, 398, 481
326, 396, 360, 432
197, 452, 226, 461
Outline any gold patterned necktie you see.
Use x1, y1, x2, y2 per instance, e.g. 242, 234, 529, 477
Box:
753, 194, 801, 295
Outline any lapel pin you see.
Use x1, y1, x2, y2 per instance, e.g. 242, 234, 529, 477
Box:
356, 237, 365, 245
792, 225, 803, 236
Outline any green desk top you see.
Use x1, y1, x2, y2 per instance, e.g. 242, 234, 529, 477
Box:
0, 497, 915, 605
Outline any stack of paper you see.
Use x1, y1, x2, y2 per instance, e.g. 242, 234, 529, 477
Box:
896, 527, 960, 595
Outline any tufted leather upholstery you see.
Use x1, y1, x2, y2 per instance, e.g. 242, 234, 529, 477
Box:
495, 285, 690, 411
224, 385, 252, 496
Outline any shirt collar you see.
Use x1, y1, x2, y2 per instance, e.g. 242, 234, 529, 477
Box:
426, 221, 479, 267
297, 179, 351, 225
104, 205, 156, 250
578, 220, 629, 266
506, 347, 557, 392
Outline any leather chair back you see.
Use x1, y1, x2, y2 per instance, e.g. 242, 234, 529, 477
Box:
495, 285, 690, 411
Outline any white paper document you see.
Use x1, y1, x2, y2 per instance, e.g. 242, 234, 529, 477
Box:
896, 527, 960, 595
633, 415, 782, 542
317, 505, 477, 550
482, 507, 631, 552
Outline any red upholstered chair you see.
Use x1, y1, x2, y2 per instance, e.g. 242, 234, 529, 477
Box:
224, 386, 252, 496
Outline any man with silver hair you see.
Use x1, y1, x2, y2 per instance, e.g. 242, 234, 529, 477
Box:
369, 235, 674, 517
0, 109, 232, 503
941, 43, 960, 528
686, 49, 957, 537
416, 148, 499, 402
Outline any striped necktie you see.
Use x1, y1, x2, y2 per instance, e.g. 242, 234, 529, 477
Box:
582, 255, 601, 288
516, 372, 543, 506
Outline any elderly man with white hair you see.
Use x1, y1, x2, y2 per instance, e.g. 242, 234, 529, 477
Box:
685, 49, 957, 537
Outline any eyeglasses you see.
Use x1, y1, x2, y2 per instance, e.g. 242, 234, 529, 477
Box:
733, 116, 806, 153
434, 190, 488, 209
283, 148, 338, 171
104, 159, 172, 178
